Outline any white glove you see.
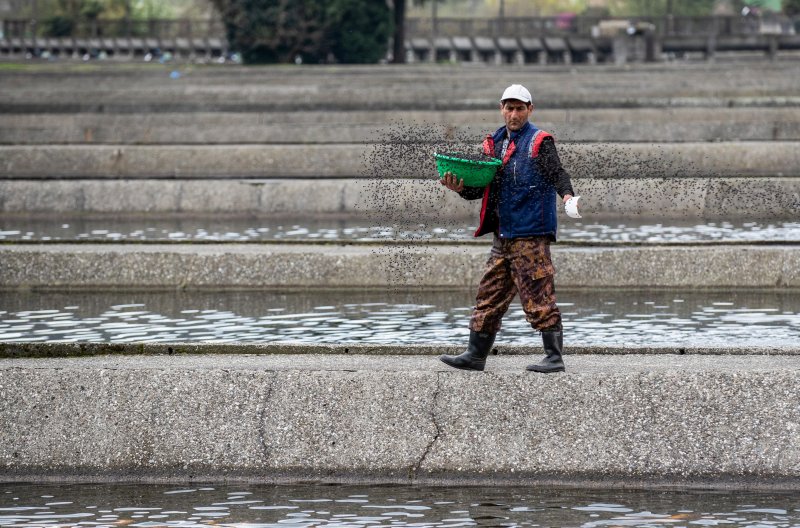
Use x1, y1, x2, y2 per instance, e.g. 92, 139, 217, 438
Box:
565, 195, 582, 219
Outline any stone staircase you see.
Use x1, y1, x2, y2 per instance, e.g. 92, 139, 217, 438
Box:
1, 61, 799, 487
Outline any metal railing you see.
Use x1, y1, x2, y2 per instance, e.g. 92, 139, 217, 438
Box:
1, 17, 225, 40
406, 14, 798, 38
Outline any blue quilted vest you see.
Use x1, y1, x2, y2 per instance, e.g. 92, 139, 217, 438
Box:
475, 121, 558, 240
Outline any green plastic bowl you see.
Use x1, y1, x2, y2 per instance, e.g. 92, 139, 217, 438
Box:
434, 153, 502, 187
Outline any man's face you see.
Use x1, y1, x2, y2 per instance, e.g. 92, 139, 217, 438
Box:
501, 99, 533, 132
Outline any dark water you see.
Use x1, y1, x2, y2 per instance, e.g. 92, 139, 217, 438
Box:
1, 217, 798, 243
1, 482, 798, 528
1, 289, 798, 347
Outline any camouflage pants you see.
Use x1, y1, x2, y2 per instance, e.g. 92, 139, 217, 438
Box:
469, 236, 561, 334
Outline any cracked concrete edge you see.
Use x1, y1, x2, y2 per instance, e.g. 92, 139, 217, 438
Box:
409, 371, 443, 481
1, 366, 799, 488
412, 369, 800, 485
3, 341, 800, 358
257, 371, 277, 470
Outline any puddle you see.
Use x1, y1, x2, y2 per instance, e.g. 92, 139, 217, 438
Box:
1, 216, 799, 242
1, 289, 798, 346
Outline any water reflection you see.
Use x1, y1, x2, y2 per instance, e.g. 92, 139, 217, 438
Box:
1, 216, 799, 243
0, 483, 798, 528
1, 289, 798, 347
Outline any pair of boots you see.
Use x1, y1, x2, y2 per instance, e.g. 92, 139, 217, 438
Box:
439, 328, 564, 373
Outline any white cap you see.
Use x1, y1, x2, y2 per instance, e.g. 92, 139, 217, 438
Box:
500, 84, 532, 104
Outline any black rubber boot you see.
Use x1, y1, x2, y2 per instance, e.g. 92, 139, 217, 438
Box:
526, 328, 565, 373
439, 330, 496, 371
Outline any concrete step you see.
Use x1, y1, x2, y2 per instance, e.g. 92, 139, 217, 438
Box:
3, 109, 800, 144
2, 352, 799, 486
2, 176, 799, 218
2, 142, 800, 179
1, 242, 798, 289
6, 107, 800, 129
2, 62, 800, 112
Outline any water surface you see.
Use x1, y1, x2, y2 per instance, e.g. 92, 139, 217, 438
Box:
1, 482, 798, 528
1, 216, 798, 243
1, 289, 798, 347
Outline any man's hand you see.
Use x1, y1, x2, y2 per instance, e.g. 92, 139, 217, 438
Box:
440, 172, 465, 193
563, 194, 573, 204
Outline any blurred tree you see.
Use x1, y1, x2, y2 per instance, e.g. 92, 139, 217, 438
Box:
326, 0, 393, 63
210, 0, 327, 63
485, 0, 586, 16
741, 0, 782, 11
44, 14, 75, 36
129, 0, 178, 18
80, 0, 104, 19
786, 0, 800, 15
582, 4, 611, 17
42, 0, 87, 36
393, 0, 406, 62
39, 0, 191, 36
606, 0, 716, 15
211, 0, 393, 64
408, 0, 585, 17
405, 0, 720, 16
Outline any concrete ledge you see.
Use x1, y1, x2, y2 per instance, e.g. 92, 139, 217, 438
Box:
1, 177, 799, 218
2, 62, 799, 112
0, 145, 365, 179
0, 179, 476, 217
2, 142, 800, 179
3, 341, 800, 359
0, 94, 796, 114
1, 353, 799, 487
1, 243, 798, 289
2, 109, 800, 144
4, 107, 798, 128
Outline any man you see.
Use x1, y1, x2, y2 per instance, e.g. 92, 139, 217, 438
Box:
439, 83, 577, 374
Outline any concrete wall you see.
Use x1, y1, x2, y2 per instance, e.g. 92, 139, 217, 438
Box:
2, 352, 799, 487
